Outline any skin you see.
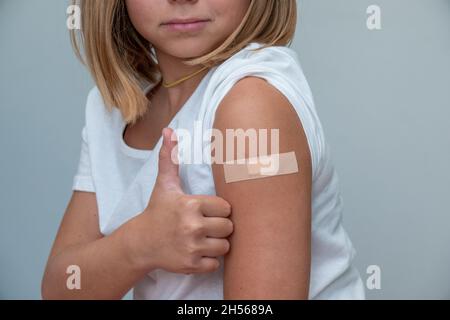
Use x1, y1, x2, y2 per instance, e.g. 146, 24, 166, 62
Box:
125, 0, 251, 121
212, 78, 312, 299
41, 129, 233, 299
42, 0, 311, 299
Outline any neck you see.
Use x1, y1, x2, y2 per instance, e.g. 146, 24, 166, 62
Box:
154, 49, 209, 114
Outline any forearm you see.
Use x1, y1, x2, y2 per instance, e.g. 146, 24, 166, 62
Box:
41, 221, 153, 300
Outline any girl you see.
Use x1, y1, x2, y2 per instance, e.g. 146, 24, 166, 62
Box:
42, 0, 365, 299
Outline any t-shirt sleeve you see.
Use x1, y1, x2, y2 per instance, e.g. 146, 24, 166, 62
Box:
72, 119, 96, 192
201, 45, 324, 178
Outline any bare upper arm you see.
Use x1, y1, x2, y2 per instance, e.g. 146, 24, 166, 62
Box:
47, 191, 103, 260
211, 77, 312, 299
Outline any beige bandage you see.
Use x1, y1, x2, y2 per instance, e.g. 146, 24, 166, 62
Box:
223, 151, 299, 183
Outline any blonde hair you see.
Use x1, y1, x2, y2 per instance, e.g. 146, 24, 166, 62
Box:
70, 0, 297, 125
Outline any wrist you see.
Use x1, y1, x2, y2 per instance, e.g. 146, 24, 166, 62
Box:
113, 214, 159, 274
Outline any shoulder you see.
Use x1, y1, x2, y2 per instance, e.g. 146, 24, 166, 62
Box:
86, 86, 102, 106
80, 86, 124, 152
207, 43, 323, 176
84, 86, 106, 117
210, 42, 314, 116
215, 42, 301, 78
237, 42, 299, 64
214, 77, 294, 130
213, 76, 312, 173
83, 86, 120, 128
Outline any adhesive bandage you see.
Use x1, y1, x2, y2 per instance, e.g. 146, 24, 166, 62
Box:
223, 151, 299, 183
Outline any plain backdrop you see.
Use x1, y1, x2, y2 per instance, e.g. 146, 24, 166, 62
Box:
1, 0, 449, 299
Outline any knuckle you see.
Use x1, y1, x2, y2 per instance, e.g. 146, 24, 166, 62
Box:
184, 220, 204, 236
181, 222, 191, 235
186, 242, 199, 256
184, 197, 201, 211
180, 222, 192, 235
176, 194, 189, 208
196, 223, 206, 235
183, 255, 197, 270
189, 199, 202, 212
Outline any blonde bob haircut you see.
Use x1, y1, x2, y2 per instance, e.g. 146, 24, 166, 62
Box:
70, 0, 297, 125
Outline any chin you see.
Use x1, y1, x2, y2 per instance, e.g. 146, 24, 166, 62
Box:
158, 38, 222, 60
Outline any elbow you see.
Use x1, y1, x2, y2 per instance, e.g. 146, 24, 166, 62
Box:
41, 268, 52, 300
41, 277, 50, 300
41, 261, 59, 300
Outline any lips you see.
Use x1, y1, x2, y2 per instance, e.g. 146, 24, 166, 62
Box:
161, 18, 211, 32
162, 18, 210, 25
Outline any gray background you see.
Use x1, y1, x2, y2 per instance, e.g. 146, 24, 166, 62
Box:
1, 0, 449, 299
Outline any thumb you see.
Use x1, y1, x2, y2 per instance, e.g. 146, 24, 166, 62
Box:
157, 127, 182, 192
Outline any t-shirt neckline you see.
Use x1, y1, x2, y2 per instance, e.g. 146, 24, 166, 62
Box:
119, 68, 214, 159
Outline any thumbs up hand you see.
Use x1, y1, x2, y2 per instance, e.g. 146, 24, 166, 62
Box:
124, 128, 233, 275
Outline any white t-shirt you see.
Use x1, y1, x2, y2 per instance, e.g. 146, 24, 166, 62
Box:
72, 42, 366, 299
